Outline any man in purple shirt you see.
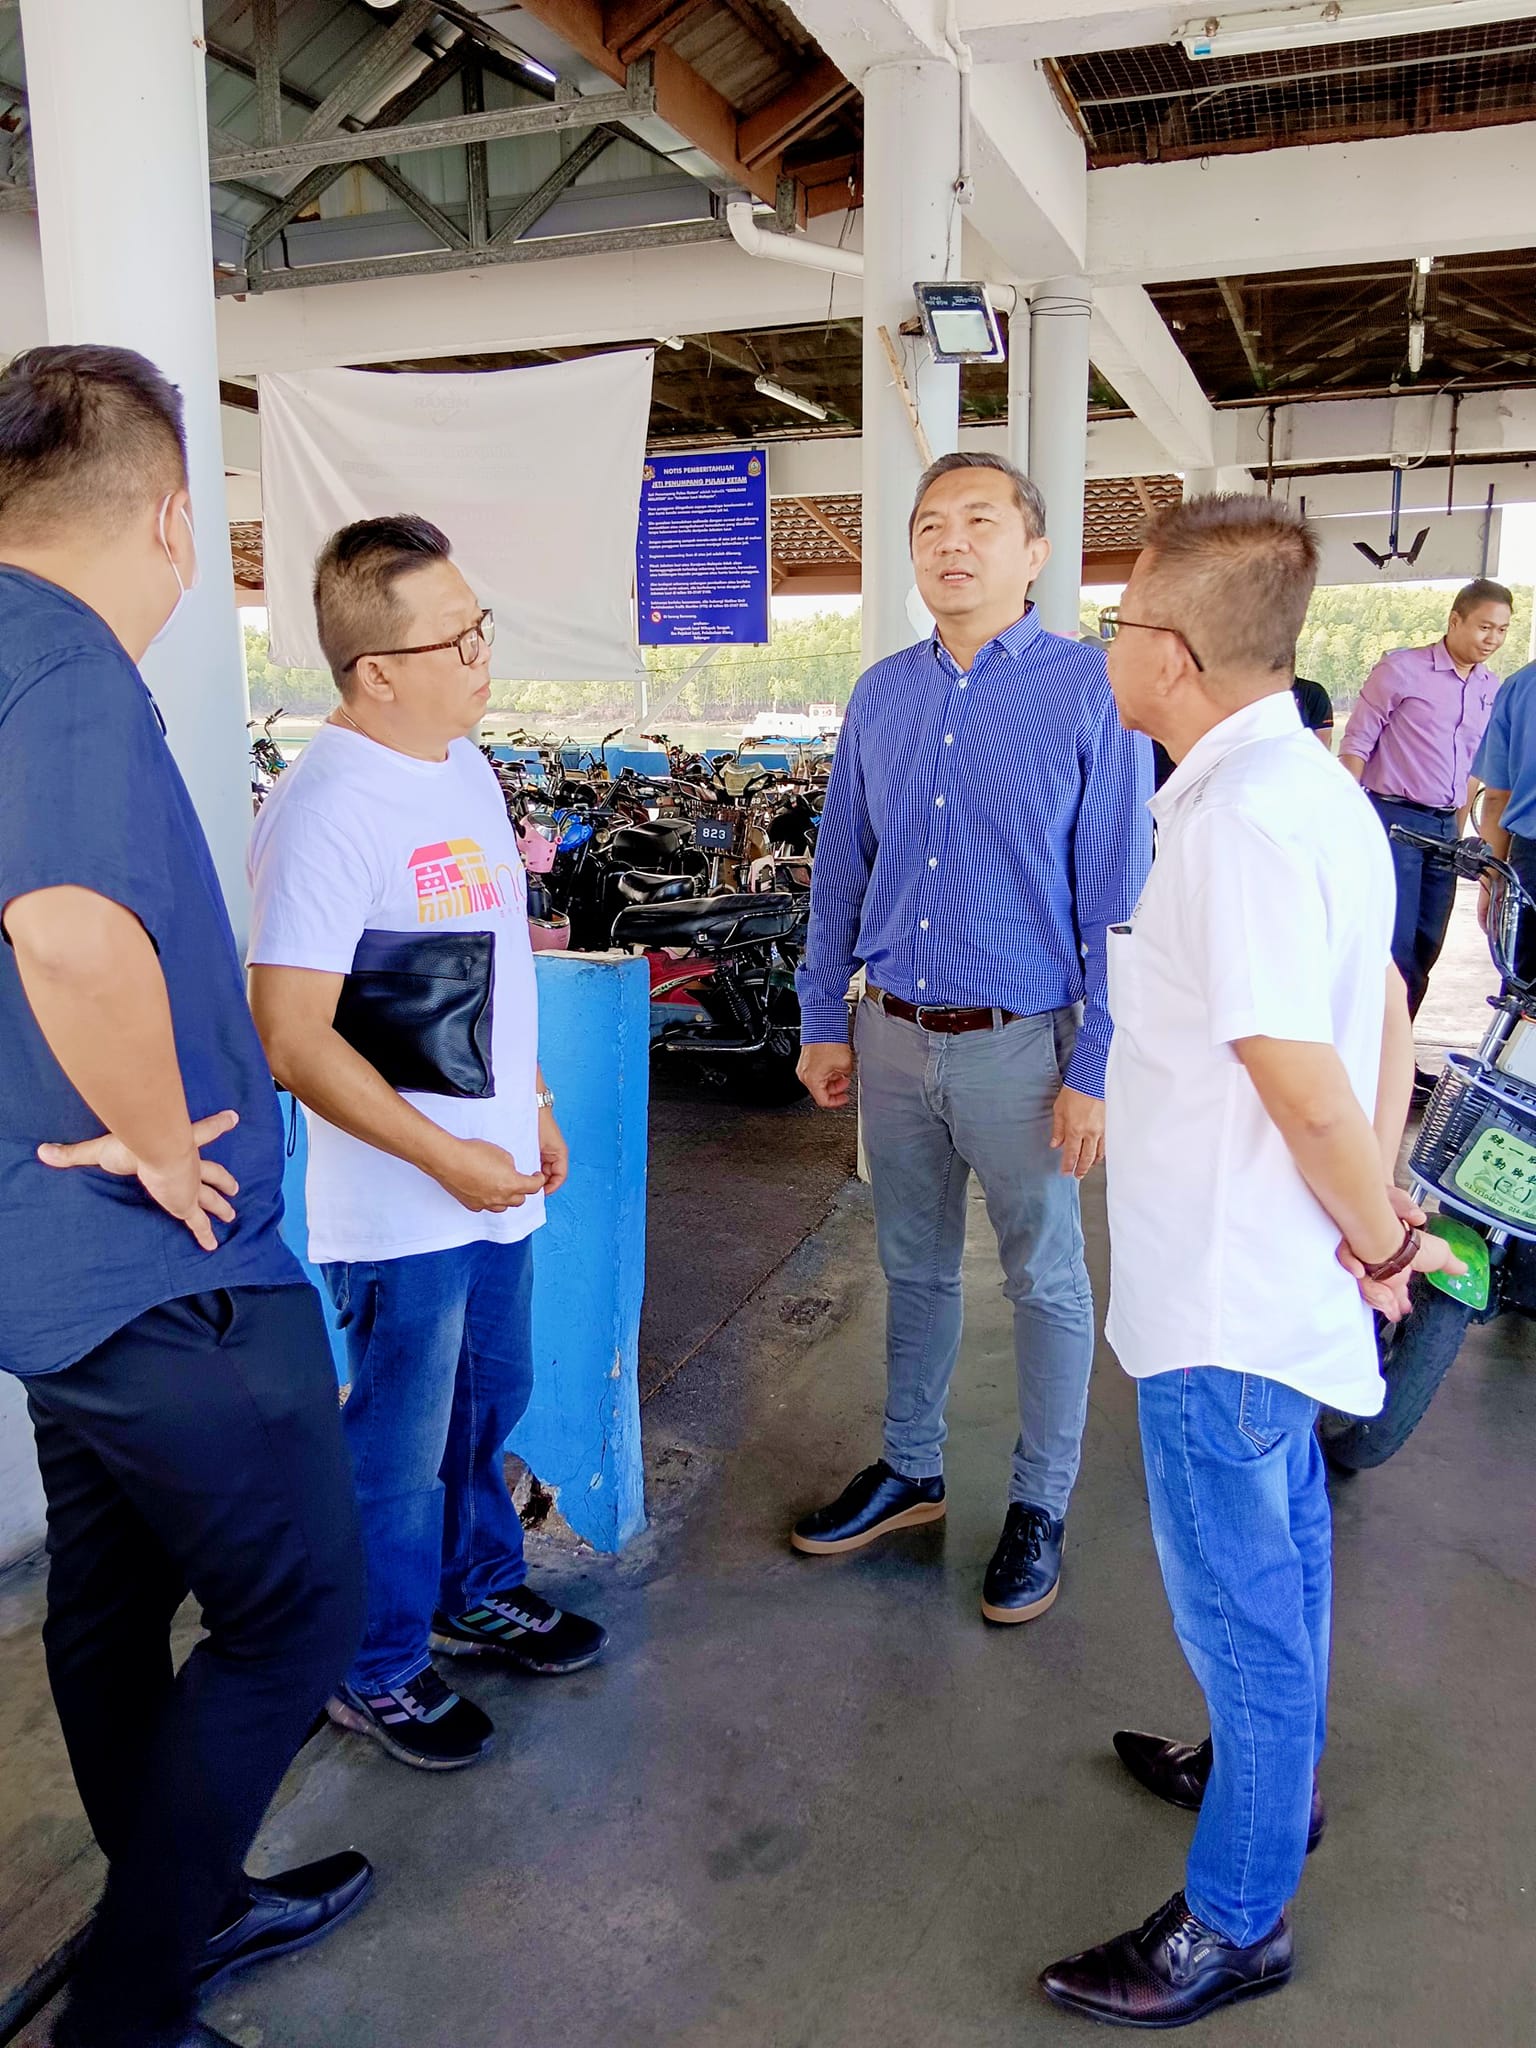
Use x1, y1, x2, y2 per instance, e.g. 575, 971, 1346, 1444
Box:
1340, 577, 1512, 1088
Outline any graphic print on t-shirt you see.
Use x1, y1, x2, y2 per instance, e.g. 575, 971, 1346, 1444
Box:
409, 838, 504, 922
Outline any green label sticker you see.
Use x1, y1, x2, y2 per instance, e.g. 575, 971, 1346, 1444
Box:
1451, 1124, 1536, 1225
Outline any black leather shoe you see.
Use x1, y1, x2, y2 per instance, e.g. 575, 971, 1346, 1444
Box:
193, 1850, 375, 1990
981, 1502, 1063, 1623
1113, 1730, 1326, 1853
790, 1461, 945, 1554
1040, 1890, 1292, 2028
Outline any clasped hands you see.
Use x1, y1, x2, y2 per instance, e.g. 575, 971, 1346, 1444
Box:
1336, 1186, 1467, 1321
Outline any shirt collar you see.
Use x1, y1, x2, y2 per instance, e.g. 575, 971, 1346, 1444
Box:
1150, 688, 1302, 822
1430, 637, 1490, 684
930, 603, 1043, 675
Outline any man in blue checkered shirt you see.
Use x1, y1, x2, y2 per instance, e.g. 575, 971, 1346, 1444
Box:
789, 453, 1152, 1625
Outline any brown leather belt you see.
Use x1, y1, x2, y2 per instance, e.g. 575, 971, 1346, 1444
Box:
865, 985, 1016, 1034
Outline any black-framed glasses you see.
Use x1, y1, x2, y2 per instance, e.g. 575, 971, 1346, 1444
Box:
1098, 605, 1204, 673
346, 607, 495, 672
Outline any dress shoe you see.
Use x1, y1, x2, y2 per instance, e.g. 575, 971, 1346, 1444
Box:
980, 1503, 1063, 1623
193, 1849, 374, 1989
1039, 1890, 1293, 2027
1113, 1730, 1326, 1853
790, 1461, 945, 1554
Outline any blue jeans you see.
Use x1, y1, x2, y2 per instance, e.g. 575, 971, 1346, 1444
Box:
322, 1238, 534, 1694
854, 998, 1095, 1517
1137, 1368, 1332, 1946
1370, 794, 1458, 1017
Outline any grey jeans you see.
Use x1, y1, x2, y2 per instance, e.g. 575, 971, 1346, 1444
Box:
854, 997, 1096, 1518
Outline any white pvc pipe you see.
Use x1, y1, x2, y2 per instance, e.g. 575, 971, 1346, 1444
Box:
725, 201, 863, 279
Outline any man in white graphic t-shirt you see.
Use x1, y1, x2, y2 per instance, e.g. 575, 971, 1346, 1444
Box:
248, 516, 606, 1773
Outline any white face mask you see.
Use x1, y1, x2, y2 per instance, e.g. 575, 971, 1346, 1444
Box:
146, 495, 199, 649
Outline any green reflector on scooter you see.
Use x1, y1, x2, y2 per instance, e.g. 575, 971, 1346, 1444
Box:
1423, 1215, 1490, 1310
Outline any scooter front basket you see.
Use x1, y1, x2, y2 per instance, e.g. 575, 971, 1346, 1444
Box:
1411, 1052, 1536, 1237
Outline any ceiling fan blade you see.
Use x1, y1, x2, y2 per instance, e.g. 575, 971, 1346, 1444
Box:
1405, 527, 1431, 565
1355, 540, 1388, 567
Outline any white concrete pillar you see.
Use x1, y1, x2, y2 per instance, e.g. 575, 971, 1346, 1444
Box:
1028, 276, 1092, 637
1007, 295, 1032, 480
20, 0, 255, 932
1183, 466, 1255, 499
860, 61, 962, 668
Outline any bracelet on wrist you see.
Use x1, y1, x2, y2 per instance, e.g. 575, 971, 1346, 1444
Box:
1356, 1222, 1421, 1284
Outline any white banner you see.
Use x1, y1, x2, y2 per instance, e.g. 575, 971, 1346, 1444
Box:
258, 354, 653, 681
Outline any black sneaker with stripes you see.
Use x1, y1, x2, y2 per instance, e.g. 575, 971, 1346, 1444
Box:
328, 1663, 493, 1770
431, 1585, 609, 1675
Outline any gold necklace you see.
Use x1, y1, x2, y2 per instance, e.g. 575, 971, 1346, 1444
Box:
332, 703, 367, 737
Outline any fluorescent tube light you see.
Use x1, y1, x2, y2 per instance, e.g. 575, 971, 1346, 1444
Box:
520, 56, 559, 83
754, 376, 828, 421
1178, 0, 1533, 60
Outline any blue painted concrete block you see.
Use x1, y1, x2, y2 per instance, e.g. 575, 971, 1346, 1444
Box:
278, 949, 650, 1553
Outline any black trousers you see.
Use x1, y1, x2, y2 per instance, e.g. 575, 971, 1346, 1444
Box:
1508, 834, 1536, 985
25, 1285, 365, 2048
1370, 794, 1460, 1018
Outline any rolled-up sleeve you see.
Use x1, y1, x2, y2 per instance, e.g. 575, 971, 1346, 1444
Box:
797, 692, 875, 1045
1068, 698, 1153, 1097
1340, 655, 1400, 767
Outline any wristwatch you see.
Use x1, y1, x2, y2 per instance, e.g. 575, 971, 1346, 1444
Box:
536, 1088, 556, 1111
1358, 1222, 1421, 1283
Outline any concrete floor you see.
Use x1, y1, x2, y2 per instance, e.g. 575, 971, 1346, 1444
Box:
7, 886, 1533, 2046
205, 1153, 1535, 2047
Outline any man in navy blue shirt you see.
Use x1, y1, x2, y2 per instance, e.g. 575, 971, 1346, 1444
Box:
790, 452, 1152, 1622
0, 346, 368, 2048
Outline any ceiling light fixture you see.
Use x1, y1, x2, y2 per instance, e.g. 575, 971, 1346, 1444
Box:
520, 56, 559, 83
1178, 0, 1532, 61
754, 375, 828, 421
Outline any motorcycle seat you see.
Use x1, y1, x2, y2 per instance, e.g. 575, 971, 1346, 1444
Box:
616, 870, 697, 907
609, 820, 691, 864
612, 891, 799, 950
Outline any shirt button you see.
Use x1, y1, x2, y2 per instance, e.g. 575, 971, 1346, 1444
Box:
958, 680, 968, 689
920, 919, 929, 930
917, 979, 926, 990
944, 734, 954, 745
928, 857, 939, 869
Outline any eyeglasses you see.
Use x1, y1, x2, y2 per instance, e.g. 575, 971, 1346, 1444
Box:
1098, 605, 1204, 673
346, 608, 495, 672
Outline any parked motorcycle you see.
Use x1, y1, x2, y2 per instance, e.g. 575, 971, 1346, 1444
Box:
1319, 829, 1536, 1471
611, 887, 809, 1105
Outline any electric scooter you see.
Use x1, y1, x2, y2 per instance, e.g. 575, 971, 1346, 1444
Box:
1320, 829, 1536, 1469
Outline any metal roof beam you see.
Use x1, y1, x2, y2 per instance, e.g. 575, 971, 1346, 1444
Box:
296, 0, 441, 144
210, 61, 655, 182
363, 158, 472, 250
250, 0, 283, 148
216, 214, 731, 296
487, 124, 620, 247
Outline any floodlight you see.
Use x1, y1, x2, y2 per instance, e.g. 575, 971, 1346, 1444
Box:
912, 281, 1005, 366
1177, 0, 1533, 60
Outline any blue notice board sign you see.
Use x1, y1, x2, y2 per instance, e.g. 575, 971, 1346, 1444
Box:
637, 448, 770, 646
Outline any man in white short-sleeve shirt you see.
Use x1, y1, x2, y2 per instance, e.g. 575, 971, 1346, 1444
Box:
1039, 497, 1462, 2029
247, 516, 607, 1775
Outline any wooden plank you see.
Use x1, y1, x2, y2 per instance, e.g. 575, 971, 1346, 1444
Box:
511, 0, 783, 204
793, 496, 861, 561
1130, 475, 1156, 517
605, 0, 709, 63
877, 325, 933, 467
738, 59, 853, 171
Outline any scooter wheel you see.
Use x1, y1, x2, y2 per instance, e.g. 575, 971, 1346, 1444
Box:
1318, 1281, 1475, 1471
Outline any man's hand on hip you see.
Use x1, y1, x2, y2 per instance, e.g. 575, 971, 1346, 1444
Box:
1051, 1085, 1104, 1178
433, 1137, 546, 1213
38, 1108, 241, 1253
799, 1042, 854, 1110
